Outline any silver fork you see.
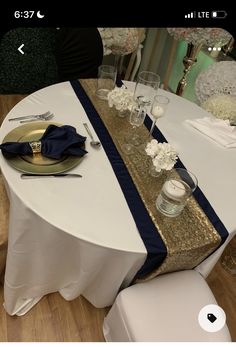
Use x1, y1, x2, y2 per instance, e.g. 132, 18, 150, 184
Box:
20, 113, 54, 123
8, 111, 52, 122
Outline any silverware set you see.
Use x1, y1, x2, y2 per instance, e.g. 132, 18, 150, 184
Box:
9, 111, 54, 123
8, 114, 102, 150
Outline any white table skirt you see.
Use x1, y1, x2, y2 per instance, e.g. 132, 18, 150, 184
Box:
1, 81, 235, 315
0, 82, 146, 315
4, 184, 145, 315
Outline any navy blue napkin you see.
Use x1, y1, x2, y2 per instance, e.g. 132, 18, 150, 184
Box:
0, 124, 87, 159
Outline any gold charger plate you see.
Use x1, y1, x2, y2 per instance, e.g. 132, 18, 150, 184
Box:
1, 122, 85, 174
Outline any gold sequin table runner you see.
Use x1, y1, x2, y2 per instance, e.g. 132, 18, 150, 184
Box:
76, 79, 223, 282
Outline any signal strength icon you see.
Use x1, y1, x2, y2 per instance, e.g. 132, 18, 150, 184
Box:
185, 12, 195, 18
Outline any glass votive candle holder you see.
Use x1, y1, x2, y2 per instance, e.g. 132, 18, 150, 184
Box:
155, 168, 198, 217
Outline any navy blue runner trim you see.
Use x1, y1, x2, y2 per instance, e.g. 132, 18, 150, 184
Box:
119, 76, 228, 246
144, 116, 229, 246
70, 80, 167, 278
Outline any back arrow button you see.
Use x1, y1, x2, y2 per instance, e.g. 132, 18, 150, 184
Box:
18, 44, 25, 55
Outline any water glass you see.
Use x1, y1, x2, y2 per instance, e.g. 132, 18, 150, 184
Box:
129, 105, 146, 128
156, 168, 198, 217
96, 65, 117, 100
134, 71, 160, 107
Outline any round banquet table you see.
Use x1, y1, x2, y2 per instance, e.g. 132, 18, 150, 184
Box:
0, 80, 235, 316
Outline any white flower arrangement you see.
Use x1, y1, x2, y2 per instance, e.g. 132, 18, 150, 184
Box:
145, 139, 178, 172
167, 28, 232, 47
107, 86, 136, 112
98, 28, 140, 56
195, 61, 236, 104
202, 94, 236, 122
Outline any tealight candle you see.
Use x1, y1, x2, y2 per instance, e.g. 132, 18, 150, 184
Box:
152, 105, 164, 118
163, 179, 186, 200
156, 168, 197, 217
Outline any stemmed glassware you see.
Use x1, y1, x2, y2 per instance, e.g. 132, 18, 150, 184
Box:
148, 95, 170, 138
122, 104, 146, 155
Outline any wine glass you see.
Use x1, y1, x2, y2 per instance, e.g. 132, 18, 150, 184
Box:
122, 105, 146, 155
148, 95, 170, 138
134, 71, 160, 107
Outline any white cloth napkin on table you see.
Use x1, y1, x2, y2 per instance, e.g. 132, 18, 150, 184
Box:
185, 117, 236, 148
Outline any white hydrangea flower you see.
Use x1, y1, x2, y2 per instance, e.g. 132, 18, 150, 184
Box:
202, 94, 236, 122
145, 139, 159, 158
107, 87, 136, 112
145, 140, 178, 173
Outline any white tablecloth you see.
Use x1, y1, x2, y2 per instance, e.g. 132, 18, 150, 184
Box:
124, 81, 236, 276
0, 81, 235, 316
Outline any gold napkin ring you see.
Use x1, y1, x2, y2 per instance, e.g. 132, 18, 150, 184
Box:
29, 141, 42, 154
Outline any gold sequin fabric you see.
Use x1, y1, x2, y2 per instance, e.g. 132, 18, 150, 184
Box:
80, 79, 222, 282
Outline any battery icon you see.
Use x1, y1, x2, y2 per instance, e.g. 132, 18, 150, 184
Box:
211, 10, 227, 18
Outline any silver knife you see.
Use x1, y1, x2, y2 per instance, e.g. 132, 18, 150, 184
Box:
21, 173, 82, 179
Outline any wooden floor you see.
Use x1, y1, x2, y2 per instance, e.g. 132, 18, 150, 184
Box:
0, 253, 235, 342
0, 94, 27, 125
0, 286, 108, 342
207, 237, 236, 341
0, 95, 236, 341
